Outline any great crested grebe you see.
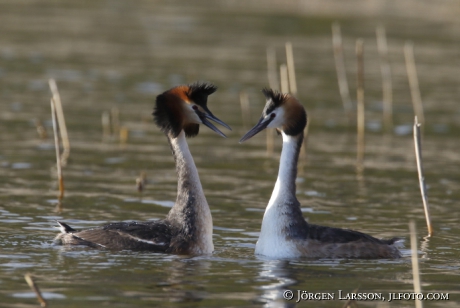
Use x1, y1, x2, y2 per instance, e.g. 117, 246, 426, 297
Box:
240, 89, 401, 259
55, 82, 231, 254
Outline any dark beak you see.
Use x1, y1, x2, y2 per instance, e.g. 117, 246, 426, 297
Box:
195, 109, 231, 138
239, 116, 273, 143
202, 107, 232, 131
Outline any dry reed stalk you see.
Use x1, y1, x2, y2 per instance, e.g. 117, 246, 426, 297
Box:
239, 91, 251, 130
136, 171, 147, 193
404, 42, 425, 126
48, 79, 70, 166
285, 42, 297, 95
102, 111, 111, 141
265, 64, 289, 157
285, 41, 308, 157
51, 98, 64, 200
119, 126, 129, 147
111, 107, 120, 137
332, 23, 353, 121
414, 116, 433, 236
376, 26, 393, 132
409, 221, 423, 308
35, 119, 47, 140
266, 47, 279, 91
24, 274, 47, 307
356, 39, 365, 167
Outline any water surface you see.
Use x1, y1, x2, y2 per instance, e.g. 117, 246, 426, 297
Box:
1, 1, 459, 307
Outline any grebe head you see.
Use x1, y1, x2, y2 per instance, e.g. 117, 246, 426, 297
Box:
239, 88, 307, 142
153, 82, 231, 138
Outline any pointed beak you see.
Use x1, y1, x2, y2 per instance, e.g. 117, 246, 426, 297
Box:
239, 116, 273, 143
195, 108, 231, 138
202, 107, 232, 131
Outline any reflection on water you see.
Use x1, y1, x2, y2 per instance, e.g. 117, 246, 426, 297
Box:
0, 0, 459, 307
257, 260, 297, 307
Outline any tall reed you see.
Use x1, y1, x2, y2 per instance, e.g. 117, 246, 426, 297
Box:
413, 116, 433, 236
48, 79, 70, 165
409, 221, 423, 308
355, 39, 365, 169
405, 42, 425, 126
51, 98, 64, 200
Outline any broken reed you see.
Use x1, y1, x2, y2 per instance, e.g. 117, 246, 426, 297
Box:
404, 42, 425, 126
376, 25, 393, 132
285, 42, 308, 157
48, 79, 70, 166
263, 63, 290, 156
51, 98, 64, 200
136, 171, 147, 193
119, 126, 129, 147
25, 274, 47, 307
285, 42, 297, 95
355, 39, 365, 169
409, 221, 423, 308
332, 22, 353, 121
102, 111, 111, 141
414, 117, 433, 236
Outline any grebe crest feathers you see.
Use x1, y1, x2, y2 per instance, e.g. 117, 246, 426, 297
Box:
153, 82, 229, 139
239, 89, 307, 143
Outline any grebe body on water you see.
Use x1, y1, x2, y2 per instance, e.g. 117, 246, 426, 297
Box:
55, 82, 231, 255
240, 89, 401, 259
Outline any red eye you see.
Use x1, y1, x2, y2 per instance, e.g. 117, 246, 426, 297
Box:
270, 113, 276, 118
192, 105, 198, 110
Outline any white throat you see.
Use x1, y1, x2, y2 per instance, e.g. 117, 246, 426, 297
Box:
255, 131, 302, 257
268, 132, 299, 206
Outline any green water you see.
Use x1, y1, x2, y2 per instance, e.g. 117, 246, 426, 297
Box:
1, 1, 459, 307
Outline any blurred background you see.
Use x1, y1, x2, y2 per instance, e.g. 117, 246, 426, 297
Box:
0, 0, 459, 307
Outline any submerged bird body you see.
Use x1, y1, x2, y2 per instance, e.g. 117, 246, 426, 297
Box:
55, 82, 231, 255
240, 89, 401, 259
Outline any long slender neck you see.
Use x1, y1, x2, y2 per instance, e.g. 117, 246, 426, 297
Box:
169, 131, 205, 206
166, 131, 212, 240
268, 131, 303, 206
257, 130, 309, 242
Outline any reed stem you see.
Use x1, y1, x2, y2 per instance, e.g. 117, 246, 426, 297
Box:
51, 98, 64, 200
48, 79, 70, 166
356, 39, 365, 168
25, 273, 47, 307
409, 221, 423, 308
413, 116, 433, 236
285, 42, 297, 95
102, 111, 111, 141
119, 126, 129, 148
405, 42, 425, 126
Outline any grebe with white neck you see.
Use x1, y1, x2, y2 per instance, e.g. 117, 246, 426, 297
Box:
240, 88, 401, 259
54, 82, 231, 255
